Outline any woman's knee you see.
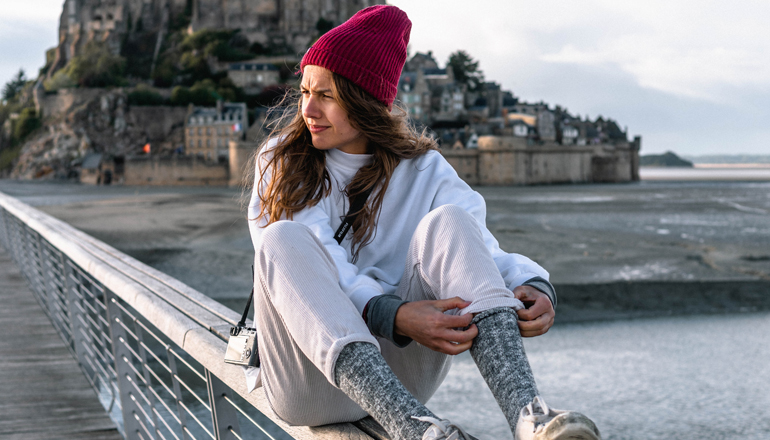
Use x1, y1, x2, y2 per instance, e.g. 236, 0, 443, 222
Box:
259, 221, 312, 249
257, 221, 317, 261
416, 204, 479, 241
423, 204, 475, 228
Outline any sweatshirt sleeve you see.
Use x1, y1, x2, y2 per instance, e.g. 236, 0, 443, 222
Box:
247, 142, 384, 314
426, 153, 555, 305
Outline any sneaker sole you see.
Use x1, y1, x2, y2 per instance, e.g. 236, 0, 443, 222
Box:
538, 413, 601, 440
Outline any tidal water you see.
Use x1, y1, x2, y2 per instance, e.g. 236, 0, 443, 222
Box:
430, 312, 770, 440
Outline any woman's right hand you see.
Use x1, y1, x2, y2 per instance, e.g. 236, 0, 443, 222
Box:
394, 297, 478, 355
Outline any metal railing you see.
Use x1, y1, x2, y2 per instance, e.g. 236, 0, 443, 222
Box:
0, 191, 375, 440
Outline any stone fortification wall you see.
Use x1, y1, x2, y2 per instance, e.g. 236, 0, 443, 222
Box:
124, 156, 228, 186
442, 136, 640, 186
35, 88, 104, 119
228, 140, 259, 187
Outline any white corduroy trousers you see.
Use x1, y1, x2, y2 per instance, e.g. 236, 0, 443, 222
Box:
253, 204, 524, 426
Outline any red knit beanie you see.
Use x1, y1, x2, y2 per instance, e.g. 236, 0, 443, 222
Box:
300, 5, 411, 108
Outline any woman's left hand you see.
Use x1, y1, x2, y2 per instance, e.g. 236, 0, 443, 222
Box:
513, 286, 555, 337
394, 297, 479, 355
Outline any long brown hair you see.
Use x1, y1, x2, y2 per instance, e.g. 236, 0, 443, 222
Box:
248, 71, 437, 260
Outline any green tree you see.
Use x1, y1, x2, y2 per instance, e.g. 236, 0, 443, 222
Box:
316, 17, 334, 36
447, 50, 484, 91
2, 69, 27, 102
65, 42, 126, 87
128, 85, 167, 106
13, 107, 41, 141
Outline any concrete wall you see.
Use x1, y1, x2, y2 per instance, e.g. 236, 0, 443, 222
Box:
228, 140, 259, 187
124, 156, 228, 186
441, 135, 640, 185
441, 149, 479, 185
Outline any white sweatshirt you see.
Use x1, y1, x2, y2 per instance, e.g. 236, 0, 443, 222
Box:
248, 143, 551, 315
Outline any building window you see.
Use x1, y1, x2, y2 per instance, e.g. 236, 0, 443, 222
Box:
206, 139, 211, 147
197, 127, 202, 135
198, 139, 202, 147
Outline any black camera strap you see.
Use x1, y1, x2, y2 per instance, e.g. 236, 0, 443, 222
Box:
235, 188, 373, 330
333, 187, 373, 244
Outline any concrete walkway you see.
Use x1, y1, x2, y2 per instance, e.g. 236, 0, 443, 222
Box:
0, 248, 122, 440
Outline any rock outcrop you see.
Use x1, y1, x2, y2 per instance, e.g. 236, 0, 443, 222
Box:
13, 88, 187, 179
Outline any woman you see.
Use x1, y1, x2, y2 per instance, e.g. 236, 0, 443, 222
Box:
247, 5, 600, 440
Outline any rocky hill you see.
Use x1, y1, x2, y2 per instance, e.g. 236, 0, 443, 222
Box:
11, 89, 187, 179
640, 151, 693, 167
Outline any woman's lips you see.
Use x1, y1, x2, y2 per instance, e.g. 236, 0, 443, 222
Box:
308, 125, 329, 134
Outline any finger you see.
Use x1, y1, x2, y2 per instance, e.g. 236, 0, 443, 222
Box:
436, 338, 474, 356
438, 323, 478, 344
518, 312, 553, 337
516, 296, 551, 321
435, 312, 473, 329
513, 286, 534, 301
434, 296, 472, 312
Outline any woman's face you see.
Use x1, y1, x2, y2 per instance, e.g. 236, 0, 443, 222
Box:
301, 65, 368, 154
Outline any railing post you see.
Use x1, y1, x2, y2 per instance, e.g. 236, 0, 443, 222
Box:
206, 368, 241, 440
38, 233, 65, 339
106, 290, 144, 439
168, 350, 193, 440
135, 319, 161, 440
0, 207, 9, 249
65, 259, 92, 384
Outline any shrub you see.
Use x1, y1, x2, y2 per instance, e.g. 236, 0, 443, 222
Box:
43, 70, 77, 92
65, 42, 126, 87
0, 145, 22, 172
13, 107, 41, 142
128, 85, 167, 106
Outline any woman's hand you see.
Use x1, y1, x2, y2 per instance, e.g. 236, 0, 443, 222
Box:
513, 286, 555, 337
394, 297, 478, 355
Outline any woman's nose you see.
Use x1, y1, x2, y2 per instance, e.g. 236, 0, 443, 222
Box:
302, 95, 321, 119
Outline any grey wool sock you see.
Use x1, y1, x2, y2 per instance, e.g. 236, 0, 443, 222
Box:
334, 342, 434, 440
470, 307, 538, 434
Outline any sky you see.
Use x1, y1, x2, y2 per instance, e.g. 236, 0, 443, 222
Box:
2, 0, 769, 156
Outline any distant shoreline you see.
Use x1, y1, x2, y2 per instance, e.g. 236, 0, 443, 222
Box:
693, 163, 770, 169
640, 165, 770, 181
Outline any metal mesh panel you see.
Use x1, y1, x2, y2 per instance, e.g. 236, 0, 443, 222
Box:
0, 200, 296, 440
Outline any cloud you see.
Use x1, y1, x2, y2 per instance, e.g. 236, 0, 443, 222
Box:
0, 0, 62, 83
534, 1, 770, 103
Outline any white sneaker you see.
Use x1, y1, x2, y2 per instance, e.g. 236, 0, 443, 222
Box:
515, 396, 601, 440
413, 416, 475, 440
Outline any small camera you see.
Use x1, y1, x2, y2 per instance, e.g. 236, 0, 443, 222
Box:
224, 326, 260, 367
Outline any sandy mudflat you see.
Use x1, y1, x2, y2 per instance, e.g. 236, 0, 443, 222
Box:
2, 179, 769, 319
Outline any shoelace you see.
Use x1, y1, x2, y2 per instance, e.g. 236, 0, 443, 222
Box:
413, 416, 473, 440
521, 396, 552, 434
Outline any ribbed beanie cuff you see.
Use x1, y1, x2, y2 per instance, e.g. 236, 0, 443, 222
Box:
301, 5, 411, 108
